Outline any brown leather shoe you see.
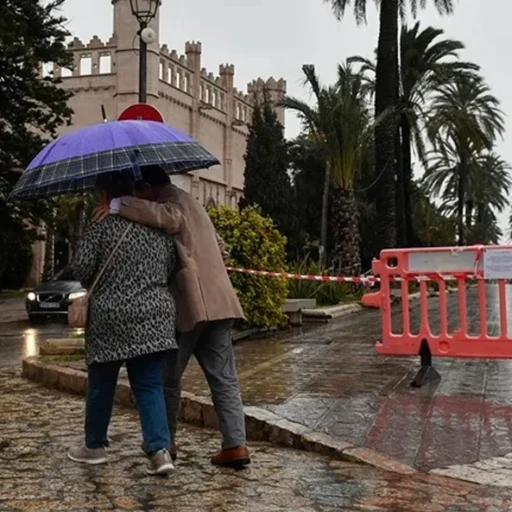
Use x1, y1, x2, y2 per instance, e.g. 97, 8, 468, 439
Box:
169, 443, 177, 462
211, 445, 251, 469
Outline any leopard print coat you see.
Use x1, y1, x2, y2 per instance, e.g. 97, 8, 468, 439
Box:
72, 215, 177, 365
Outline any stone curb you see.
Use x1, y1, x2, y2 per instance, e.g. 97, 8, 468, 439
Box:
39, 339, 86, 356
302, 303, 362, 320
22, 356, 417, 475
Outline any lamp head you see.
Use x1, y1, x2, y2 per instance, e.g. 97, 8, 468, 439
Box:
129, 0, 159, 26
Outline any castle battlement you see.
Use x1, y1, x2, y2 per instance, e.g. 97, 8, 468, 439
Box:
58, 34, 285, 122
248, 77, 287, 93
68, 35, 117, 49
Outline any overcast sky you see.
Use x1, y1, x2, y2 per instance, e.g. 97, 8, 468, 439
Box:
60, 0, 511, 234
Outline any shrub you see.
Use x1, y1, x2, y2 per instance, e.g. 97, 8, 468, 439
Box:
288, 255, 363, 306
208, 205, 288, 328
286, 257, 323, 301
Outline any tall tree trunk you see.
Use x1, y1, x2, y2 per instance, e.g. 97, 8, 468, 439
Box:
68, 200, 85, 262
68, 220, 74, 264
374, 0, 398, 254
395, 53, 406, 248
465, 200, 474, 232
457, 163, 466, 246
476, 204, 483, 224
331, 187, 361, 276
43, 226, 55, 281
320, 164, 330, 264
400, 114, 415, 247
395, 121, 405, 247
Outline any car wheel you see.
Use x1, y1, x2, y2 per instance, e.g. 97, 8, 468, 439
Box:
28, 315, 44, 325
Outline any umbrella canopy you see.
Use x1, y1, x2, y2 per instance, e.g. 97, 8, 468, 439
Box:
9, 120, 220, 200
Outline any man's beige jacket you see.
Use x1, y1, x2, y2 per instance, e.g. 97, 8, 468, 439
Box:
119, 184, 245, 333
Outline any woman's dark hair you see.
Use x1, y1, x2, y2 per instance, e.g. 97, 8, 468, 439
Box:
95, 170, 134, 198
138, 165, 171, 188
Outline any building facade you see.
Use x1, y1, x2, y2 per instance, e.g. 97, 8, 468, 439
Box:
55, 0, 286, 207
28, 0, 286, 285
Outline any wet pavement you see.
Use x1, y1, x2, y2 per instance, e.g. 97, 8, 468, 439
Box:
0, 298, 75, 366
2, 368, 512, 511
6, 287, 512, 478
178, 286, 512, 474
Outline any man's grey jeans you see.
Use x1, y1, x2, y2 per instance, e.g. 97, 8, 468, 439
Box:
163, 319, 247, 450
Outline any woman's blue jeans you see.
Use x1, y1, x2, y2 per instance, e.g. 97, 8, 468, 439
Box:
85, 351, 171, 453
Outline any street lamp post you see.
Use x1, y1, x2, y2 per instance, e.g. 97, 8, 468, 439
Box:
129, 0, 159, 104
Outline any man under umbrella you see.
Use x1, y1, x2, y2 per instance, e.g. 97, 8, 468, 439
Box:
93, 166, 251, 469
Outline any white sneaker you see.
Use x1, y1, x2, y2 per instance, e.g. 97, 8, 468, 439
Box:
68, 445, 108, 465
146, 449, 175, 476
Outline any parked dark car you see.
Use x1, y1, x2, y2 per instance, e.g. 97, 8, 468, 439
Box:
26, 266, 86, 324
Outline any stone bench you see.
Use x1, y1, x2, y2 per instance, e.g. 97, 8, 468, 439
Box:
282, 299, 317, 327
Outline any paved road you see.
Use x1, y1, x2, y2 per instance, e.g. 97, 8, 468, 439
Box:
2, 368, 512, 511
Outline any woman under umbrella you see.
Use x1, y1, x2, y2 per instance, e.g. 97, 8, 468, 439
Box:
69, 170, 177, 476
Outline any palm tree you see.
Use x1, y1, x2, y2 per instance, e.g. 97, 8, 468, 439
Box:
330, 63, 374, 273
283, 65, 333, 263
464, 153, 511, 232
283, 64, 373, 273
467, 208, 502, 245
324, 0, 455, 252
427, 75, 505, 244
411, 181, 456, 247
424, 142, 510, 245
398, 23, 478, 246
351, 22, 477, 246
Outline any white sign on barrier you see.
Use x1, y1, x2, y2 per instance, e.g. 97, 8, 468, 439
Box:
483, 249, 512, 279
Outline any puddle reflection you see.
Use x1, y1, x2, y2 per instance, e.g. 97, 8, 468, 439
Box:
0, 321, 78, 365
23, 328, 37, 358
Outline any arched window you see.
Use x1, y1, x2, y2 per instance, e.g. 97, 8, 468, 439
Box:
205, 197, 216, 210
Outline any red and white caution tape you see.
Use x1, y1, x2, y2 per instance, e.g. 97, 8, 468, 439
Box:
225, 267, 482, 284
226, 267, 379, 284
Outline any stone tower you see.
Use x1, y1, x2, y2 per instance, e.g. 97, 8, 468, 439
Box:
112, 0, 161, 114
247, 78, 287, 126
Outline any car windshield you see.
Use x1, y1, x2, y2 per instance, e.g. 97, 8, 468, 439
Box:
52, 267, 76, 281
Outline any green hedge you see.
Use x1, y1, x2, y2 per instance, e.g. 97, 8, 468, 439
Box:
209, 205, 288, 328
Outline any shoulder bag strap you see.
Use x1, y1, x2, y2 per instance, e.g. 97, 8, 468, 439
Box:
89, 224, 132, 295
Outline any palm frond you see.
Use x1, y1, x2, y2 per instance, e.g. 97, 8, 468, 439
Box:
284, 61, 373, 192
323, 0, 368, 24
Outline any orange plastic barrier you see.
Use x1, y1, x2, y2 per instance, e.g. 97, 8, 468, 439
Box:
364, 245, 512, 386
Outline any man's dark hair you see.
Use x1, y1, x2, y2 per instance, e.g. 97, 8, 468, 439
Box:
95, 170, 134, 198
140, 165, 171, 188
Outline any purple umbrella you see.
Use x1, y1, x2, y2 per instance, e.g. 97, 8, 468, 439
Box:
10, 120, 220, 200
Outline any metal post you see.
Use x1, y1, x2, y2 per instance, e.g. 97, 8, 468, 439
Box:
138, 23, 147, 103
410, 339, 441, 388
